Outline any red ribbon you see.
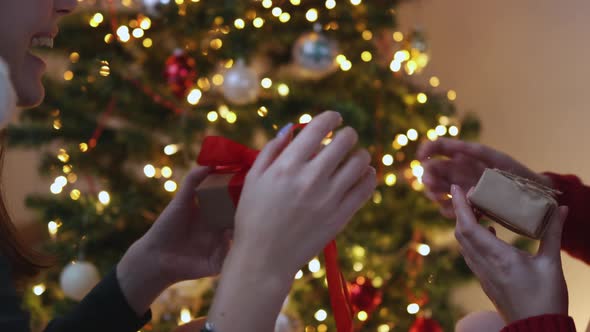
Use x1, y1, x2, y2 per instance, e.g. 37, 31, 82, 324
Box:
197, 135, 353, 332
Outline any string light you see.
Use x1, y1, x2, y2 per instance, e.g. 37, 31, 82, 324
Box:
132, 28, 144, 38
396, 134, 409, 147
257, 106, 269, 117
70, 189, 81, 201
325, 0, 336, 9
435, 125, 447, 136
144, 164, 156, 178
393, 31, 404, 42
314, 309, 327, 322
353, 262, 363, 272
447, 89, 457, 101
50, 183, 63, 194
378, 324, 391, 332
98, 191, 111, 205
299, 114, 312, 124
179, 307, 192, 325
48, 221, 59, 238
207, 111, 219, 122
234, 18, 245, 29
407, 303, 420, 314
261, 77, 273, 88
449, 125, 459, 136
164, 180, 178, 192
429, 76, 440, 87
295, 270, 303, 279
385, 173, 397, 186
164, 144, 179, 155
253, 17, 265, 28
277, 83, 290, 96
390, 60, 402, 72
382, 154, 394, 166
279, 12, 291, 23
33, 284, 46, 296
308, 258, 321, 273
262, 0, 272, 8
407, 129, 418, 141
372, 191, 383, 204
361, 51, 372, 62
357, 311, 368, 321
161, 166, 173, 178
139, 17, 152, 30
340, 60, 352, 71
226, 111, 237, 124
306, 9, 319, 22
187, 89, 202, 105
417, 244, 431, 256
271, 7, 282, 17
427, 129, 438, 141
412, 165, 424, 178
350, 0, 362, 5
417, 93, 428, 104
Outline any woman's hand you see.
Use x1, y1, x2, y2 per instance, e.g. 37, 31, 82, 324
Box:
451, 185, 569, 323
417, 138, 551, 218
117, 167, 232, 316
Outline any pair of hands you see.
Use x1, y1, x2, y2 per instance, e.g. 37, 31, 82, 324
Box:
117, 111, 376, 326
418, 138, 568, 323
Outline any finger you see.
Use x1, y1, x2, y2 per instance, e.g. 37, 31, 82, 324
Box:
422, 159, 453, 192
418, 137, 502, 166
178, 166, 211, 202
332, 166, 377, 231
277, 111, 342, 165
331, 149, 371, 194
249, 123, 293, 176
310, 127, 359, 176
538, 206, 568, 258
451, 185, 508, 255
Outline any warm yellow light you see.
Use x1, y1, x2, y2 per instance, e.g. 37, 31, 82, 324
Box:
427, 129, 438, 141
116, 26, 130, 42
435, 125, 447, 136
290, 0, 301, 4
353, 262, 364, 272
385, 173, 397, 186
48, 221, 59, 236
382, 154, 394, 166
362, 30, 373, 41
70, 189, 81, 201
64, 71, 74, 81
405, 60, 418, 75
390, 59, 402, 72
179, 307, 192, 324
430, 76, 440, 87
372, 276, 383, 288
352, 245, 366, 258
262, 0, 273, 8
144, 164, 156, 178
449, 125, 459, 136
361, 51, 372, 62
226, 112, 237, 124
161, 166, 173, 178
351, 0, 362, 4
218, 105, 230, 118
261, 77, 273, 88
279, 12, 291, 23
439, 115, 450, 125
69, 52, 80, 63
140, 17, 152, 30
295, 270, 303, 279
104, 33, 115, 44
253, 17, 265, 28
207, 111, 219, 122
164, 144, 179, 156
257, 106, 269, 117
393, 31, 404, 42
212, 74, 224, 86
378, 324, 391, 332
165, 180, 178, 192
394, 50, 410, 62
407, 303, 420, 314
132, 28, 144, 38
357, 311, 368, 321
33, 284, 46, 296
412, 165, 425, 178
67, 173, 77, 184
299, 114, 313, 124
340, 60, 352, 71
417, 93, 428, 104
210, 38, 223, 50
318, 324, 328, 332
187, 89, 202, 105
314, 309, 328, 322
306, 8, 319, 22
308, 258, 321, 273
407, 129, 419, 141
447, 89, 457, 101
325, 0, 336, 9
271, 7, 282, 17
234, 18, 245, 29
336, 54, 347, 64
418, 243, 431, 256
278, 83, 290, 96
372, 191, 382, 204
58, 149, 70, 163
55, 176, 67, 188
98, 191, 111, 205
396, 134, 409, 147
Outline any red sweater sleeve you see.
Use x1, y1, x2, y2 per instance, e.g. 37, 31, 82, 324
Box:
501, 314, 576, 332
544, 173, 590, 264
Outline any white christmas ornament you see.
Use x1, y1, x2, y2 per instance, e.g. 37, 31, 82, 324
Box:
0, 57, 17, 127
60, 261, 101, 301
222, 59, 260, 105
293, 25, 339, 77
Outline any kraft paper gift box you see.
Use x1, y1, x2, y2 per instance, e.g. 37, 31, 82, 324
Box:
195, 173, 238, 230
468, 168, 560, 239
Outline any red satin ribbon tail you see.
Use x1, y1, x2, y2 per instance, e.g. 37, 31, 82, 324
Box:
325, 240, 354, 332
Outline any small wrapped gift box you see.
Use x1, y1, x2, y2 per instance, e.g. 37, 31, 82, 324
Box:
195, 174, 239, 230
468, 168, 560, 239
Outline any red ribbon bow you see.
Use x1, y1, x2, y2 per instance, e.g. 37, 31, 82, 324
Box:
197, 135, 353, 332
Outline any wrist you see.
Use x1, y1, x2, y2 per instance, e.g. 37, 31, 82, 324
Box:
117, 238, 174, 316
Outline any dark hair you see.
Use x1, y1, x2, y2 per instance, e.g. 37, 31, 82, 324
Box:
0, 137, 53, 280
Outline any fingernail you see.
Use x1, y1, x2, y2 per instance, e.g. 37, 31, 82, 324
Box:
277, 123, 293, 137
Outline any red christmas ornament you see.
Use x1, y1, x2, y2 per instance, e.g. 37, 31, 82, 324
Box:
348, 276, 383, 317
164, 49, 197, 99
408, 317, 443, 332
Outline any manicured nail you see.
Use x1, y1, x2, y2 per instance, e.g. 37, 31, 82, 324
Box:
277, 123, 293, 137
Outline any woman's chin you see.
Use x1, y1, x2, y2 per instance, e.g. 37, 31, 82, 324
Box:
15, 80, 44, 108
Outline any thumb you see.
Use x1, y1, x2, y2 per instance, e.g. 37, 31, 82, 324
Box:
177, 166, 211, 202
538, 206, 568, 258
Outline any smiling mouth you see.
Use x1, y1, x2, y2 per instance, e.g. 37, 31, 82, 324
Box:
30, 36, 54, 50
